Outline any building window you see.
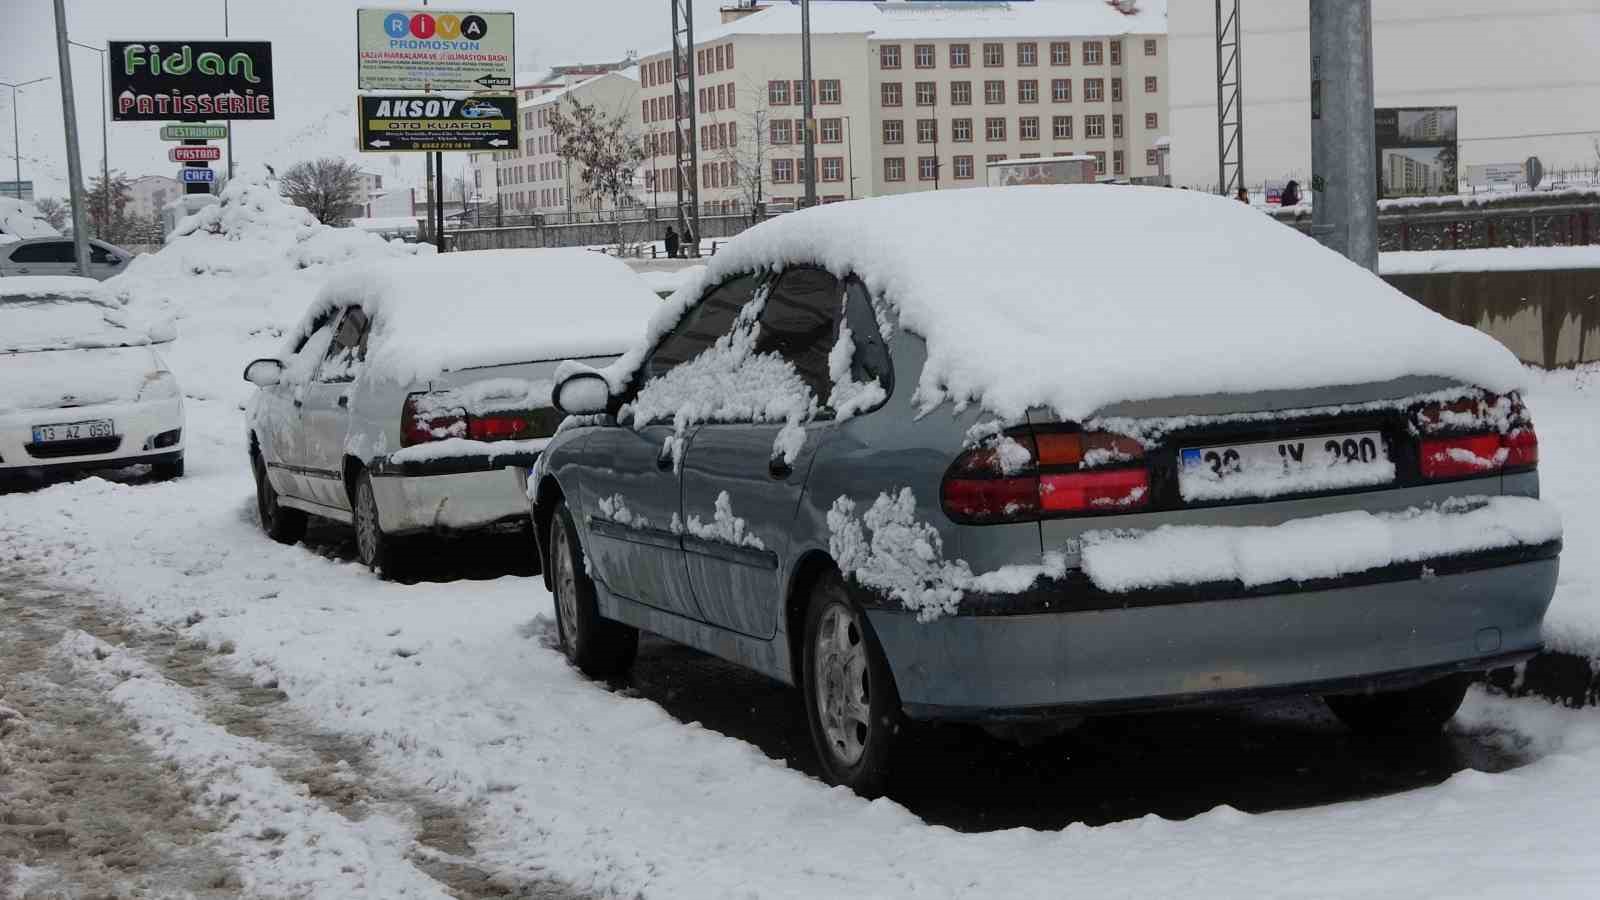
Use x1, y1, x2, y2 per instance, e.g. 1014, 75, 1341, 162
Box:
822, 157, 843, 182
1145, 112, 1158, 130
1112, 114, 1124, 139
771, 119, 792, 144
1020, 116, 1040, 141
915, 44, 935, 68
769, 80, 790, 105
881, 82, 902, 107
1145, 38, 1158, 57
916, 81, 936, 106
950, 43, 970, 67
820, 118, 842, 143
952, 117, 973, 142
986, 153, 1007, 164
1110, 40, 1122, 66
953, 155, 974, 180
715, 44, 725, 70
950, 81, 972, 105
1052, 115, 1073, 139
820, 79, 841, 104
882, 119, 903, 144
1052, 78, 1072, 103
1051, 41, 1070, 65
884, 157, 905, 182
982, 42, 1004, 67
1085, 114, 1105, 139
1084, 41, 1103, 65
1018, 79, 1038, 104
1145, 75, 1159, 93
1090, 150, 1106, 174
1113, 150, 1125, 175
727, 44, 734, 68
772, 158, 794, 183
984, 80, 1005, 104
1020, 153, 1041, 159
881, 44, 901, 69
918, 156, 939, 181
793, 80, 809, 104
1111, 78, 1123, 102
1146, 148, 1160, 166
985, 116, 1006, 141
1018, 42, 1037, 67
1085, 78, 1104, 102
917, 118, 938, 143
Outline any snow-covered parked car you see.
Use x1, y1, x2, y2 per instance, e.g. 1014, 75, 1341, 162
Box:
529, 186, 1562, 796
1, 276, 184, 481
242, 249, 661, 574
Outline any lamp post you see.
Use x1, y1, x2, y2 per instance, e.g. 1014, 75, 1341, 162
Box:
843, 114, 854, 200
52, 0, 90, 275
1, 76, 51, 200
66, 41, 109, 220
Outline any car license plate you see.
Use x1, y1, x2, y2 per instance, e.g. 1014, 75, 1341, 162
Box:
31, 419, 115, 444
1178, 430, 1393, 501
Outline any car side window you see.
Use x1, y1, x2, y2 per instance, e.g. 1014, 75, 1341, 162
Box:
754, 267, 843, 405
319, 306, 370, 383
10, 242, 73, 264
89, 244, 113, 264
844, 279, 893, 396
285, 321, 336, 387
640, 272, 764, 382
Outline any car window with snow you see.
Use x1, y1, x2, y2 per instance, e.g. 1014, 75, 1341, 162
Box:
319, 306, 370, 383
0, 293, 144, 353
753, 267, 843, 404
640, 272, 764, 382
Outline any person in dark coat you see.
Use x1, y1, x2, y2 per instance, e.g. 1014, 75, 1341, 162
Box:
663, 226, 680, 259
1280, 179, 1301, 207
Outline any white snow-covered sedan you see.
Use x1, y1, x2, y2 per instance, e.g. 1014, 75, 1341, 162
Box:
0, 277, 184, 481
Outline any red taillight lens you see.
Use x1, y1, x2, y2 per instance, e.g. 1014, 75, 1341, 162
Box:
941, 477, 1041, 521
942, 428, 1149, 523
400, 393, 467, 447
1040, 468, 1151, 513
1505, 427, 1539, 468
1415, 390, 1538, 481
1420, 434, 1505, 479
467, 413, 534, 441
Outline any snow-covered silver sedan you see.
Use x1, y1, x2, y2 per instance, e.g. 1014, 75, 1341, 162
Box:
0, 277, 184, 481
242, 249, 659, 575
530, 187, 1560, 796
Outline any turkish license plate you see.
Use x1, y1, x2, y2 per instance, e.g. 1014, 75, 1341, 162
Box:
31, 419, 115, 443
1178, 430, 1393, 501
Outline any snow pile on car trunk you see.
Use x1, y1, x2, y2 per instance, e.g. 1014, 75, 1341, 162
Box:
0, 197, 58, 241
694, 186, 1528, 422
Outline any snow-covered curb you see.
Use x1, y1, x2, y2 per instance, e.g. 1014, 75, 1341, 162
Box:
1381, 246, 1600, 276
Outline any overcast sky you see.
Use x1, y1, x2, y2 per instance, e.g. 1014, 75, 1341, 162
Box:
1, 0, 731, 198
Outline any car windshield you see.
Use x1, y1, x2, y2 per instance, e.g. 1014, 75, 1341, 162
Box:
0, 292, 146, 353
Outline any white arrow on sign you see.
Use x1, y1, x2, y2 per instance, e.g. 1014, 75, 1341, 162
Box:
368, 140, 391, 148
488, 139, 508, 147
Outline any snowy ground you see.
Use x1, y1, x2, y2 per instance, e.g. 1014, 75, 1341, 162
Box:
4, 177, 1600, 896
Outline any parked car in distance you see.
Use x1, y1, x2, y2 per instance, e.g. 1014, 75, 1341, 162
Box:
529, 186, 1560, 797
0, 237, 133, 281
242, 248, 662, 575
0, 276, 184, 482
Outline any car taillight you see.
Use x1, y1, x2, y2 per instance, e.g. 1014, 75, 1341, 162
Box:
400, 393, 466, 448
942, 428, 1150, 524
467, 413, 536, 441
1415, 391, 1538, 480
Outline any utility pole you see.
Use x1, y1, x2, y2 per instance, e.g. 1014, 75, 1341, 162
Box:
1215, 0, 1244, 195
1, 77, 51, 200
67, 42, 109, 224
800, 0, 816, 207
51, 0, 89, 275
1309, 0, 1378, 272
224, 0, 234, 179
670, 0, 700, 254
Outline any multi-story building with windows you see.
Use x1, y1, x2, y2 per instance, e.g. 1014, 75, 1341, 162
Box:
634, 0, 1168, 214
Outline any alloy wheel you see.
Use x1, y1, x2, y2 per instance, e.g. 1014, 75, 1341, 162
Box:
553, 517, 580, 653
814, 600, 872, 767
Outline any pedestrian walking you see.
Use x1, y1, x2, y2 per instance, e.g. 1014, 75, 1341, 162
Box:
1280, 179, 1301, 207
1236, 186, 1251, 204
663, 226, 680, 259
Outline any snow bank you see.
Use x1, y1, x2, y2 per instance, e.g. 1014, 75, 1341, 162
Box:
1522, 364, 1600, 655
693, 186, 1526, 423
1381, 246, 1600, 275
1080, 496, 1562, 593
291, 248, 661, 386
0, 197, 58, 239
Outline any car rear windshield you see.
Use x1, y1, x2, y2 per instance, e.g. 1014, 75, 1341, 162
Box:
0, 293, 145, 353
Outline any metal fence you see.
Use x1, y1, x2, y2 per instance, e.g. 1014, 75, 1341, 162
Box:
1271, 190, 1600, 252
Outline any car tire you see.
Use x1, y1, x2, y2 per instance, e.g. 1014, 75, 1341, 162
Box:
1323, 673, 1474, 736
151, 455, 184, 481
252, 450, 306, 545
353, 471, 398, 577
801, 571, 903, 798
549, 499, 637, 677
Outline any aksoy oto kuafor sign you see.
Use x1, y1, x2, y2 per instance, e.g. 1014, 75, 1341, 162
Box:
110, 41, 274, 121
357, 9, 513, 91
358, 95, 518, 152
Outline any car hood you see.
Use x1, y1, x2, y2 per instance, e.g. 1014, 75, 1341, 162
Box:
0, 345, 163, 414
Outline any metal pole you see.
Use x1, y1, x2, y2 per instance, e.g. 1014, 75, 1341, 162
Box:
68, 43, 110, 226
1309, 0, 1378, 272
224, 0, 234, 178
800, 0, 816, 206
51, 0, 90, 274
2, 78, 51, 200
844, 114, 853, 200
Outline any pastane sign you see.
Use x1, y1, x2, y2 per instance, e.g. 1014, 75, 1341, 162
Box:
356, 9, 513, 91
110, 41, 275, 121
357, 94, 518, 152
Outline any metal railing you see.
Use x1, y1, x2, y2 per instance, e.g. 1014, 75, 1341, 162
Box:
1271, 190, 1600, 252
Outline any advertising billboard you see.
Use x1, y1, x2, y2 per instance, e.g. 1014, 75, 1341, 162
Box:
356, 9, 514, 91
109, 41, 274, 121
357, 94, 518, 152
1374, 106, 1458, 199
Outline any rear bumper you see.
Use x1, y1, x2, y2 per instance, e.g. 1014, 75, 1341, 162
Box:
0, 397, 184, 473
368, 463, 531, 534
865, 548, 1559, 722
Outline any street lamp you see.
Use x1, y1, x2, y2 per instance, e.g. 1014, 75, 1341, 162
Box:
0, 76, 52, 200
67, 40, 110, 221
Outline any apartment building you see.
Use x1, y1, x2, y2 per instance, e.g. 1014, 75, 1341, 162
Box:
635, 0, 1169, 214
494, 71, 641, 215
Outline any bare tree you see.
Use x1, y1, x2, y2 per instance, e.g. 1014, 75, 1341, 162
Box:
35, 197, 69, 232
547, 95, 646, 249
280, 158, 365, 226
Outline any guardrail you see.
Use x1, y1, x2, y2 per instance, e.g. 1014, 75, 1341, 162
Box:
1271, 189, 1600, 252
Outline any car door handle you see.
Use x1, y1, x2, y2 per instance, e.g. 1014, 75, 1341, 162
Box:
768, 456, 793, 480
337, 395, 349, 408
656, 446, 674, 471
293, 399, 303, 408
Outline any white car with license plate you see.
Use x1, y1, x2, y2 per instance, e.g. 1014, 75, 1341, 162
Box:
241, 249, 660, 575
0, 277, 184, 482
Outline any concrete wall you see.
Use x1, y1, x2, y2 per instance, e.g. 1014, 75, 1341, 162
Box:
448, 211, 754, 252
1383, 268, 1600, 368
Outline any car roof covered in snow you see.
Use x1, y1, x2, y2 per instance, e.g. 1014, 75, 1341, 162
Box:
294, 248, 662, 384
0, 275, 109, 300
667, 185, 1525, 422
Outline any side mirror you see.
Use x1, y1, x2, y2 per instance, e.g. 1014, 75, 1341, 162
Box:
243, 358, 285, 387
146, 318, 178, 344
552, 371, 611, 416
107, 257, 123, 266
